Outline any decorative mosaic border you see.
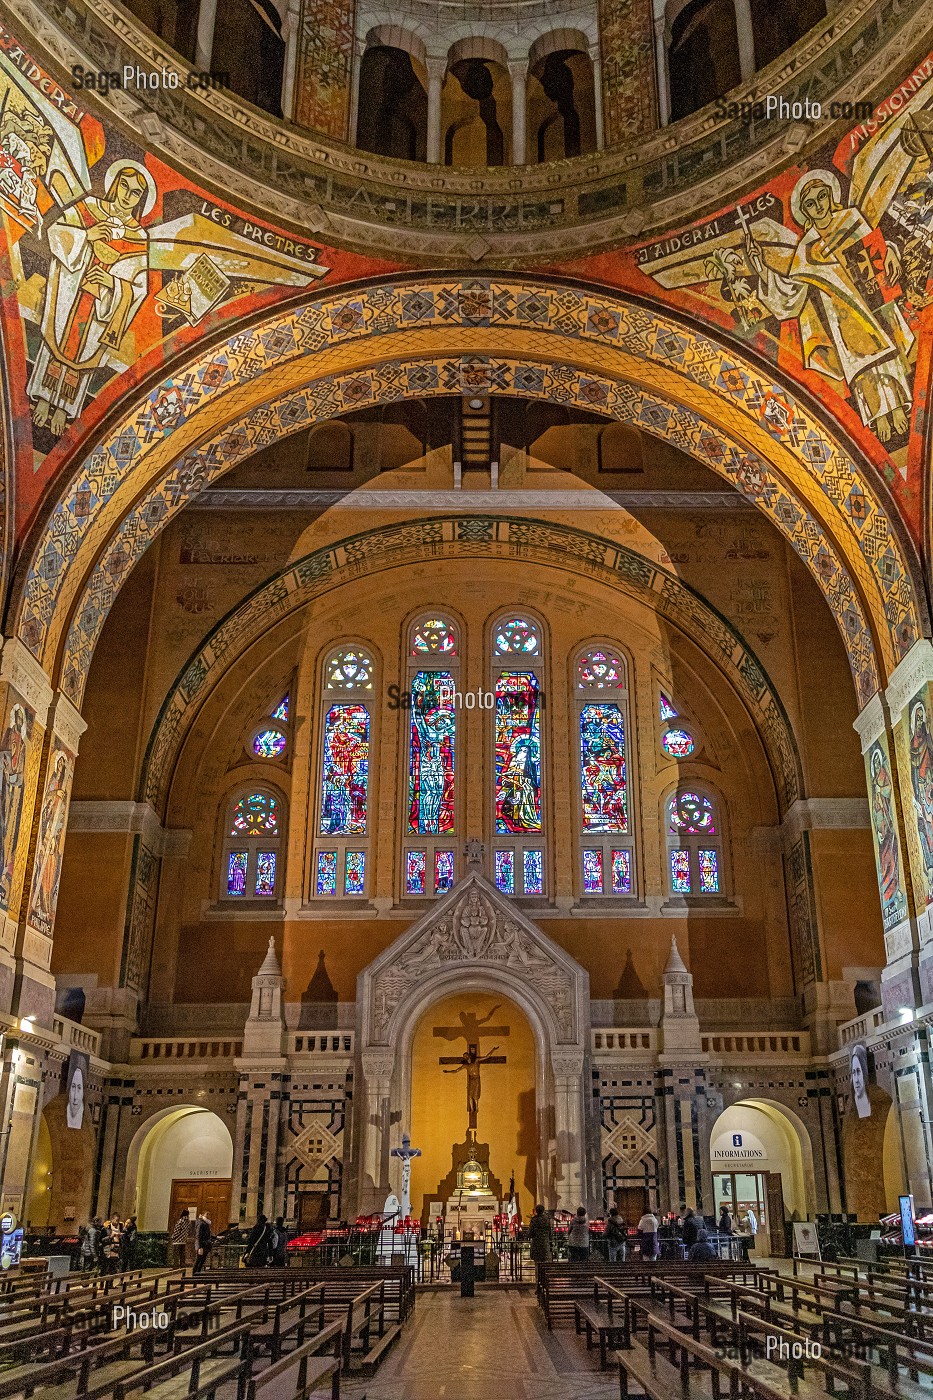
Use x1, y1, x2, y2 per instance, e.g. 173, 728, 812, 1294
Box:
139, 515, 804, 815
18, 280, 917, 703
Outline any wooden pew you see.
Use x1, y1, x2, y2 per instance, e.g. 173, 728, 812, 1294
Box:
537, 1260, 765, 1329
110, 1320, 254, 1400
574, 1277, 633, 1368
244, 1319, 343, 1400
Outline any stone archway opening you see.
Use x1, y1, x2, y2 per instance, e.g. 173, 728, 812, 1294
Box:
127, 1107, 233, 1231
709, 1098, 816, 1255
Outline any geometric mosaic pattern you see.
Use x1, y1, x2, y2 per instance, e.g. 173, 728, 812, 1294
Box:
138, 514, 804, 813
17, 281, 919, 709
605, 1113, 655, 1167
290, 1118, 341, 1174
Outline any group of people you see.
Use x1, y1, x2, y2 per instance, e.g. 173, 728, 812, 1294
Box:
242, 1213, 289, 1267
169, 1208, 214, 1273
525, 1199, 760, 1266
78, 1215, 138, 1272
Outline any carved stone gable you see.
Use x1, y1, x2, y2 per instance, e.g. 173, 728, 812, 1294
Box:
363, 874, 586, 1047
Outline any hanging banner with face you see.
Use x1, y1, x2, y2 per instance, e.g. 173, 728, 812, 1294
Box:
850, 1042, 872, 1118
65, 1049, 88, 1130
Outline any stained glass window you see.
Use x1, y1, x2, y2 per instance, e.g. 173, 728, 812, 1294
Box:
583, 849, 603, 894
611, 849, 631, 895
660, 693, 678, 721
325, 648, 374, 691
345, 850, 365, 895
411, 618, 457, 654
316, 851, 337, 896
577, 649, 625, 690
272, 696, 289, 721
227, 851, 248, 896
255, 851, 276, 896
253, 727, 287, 759
495, 672, 542, 833
230, 792, 280, 837
435, 850, 455, 894
668, 792, 715, 834
408, 671, 456, 834
495, 849, 515, 894
699, 849, 720, 893
494, 617, 540, 655
580, 703, 627, 832
661, 729, 695, 758
670, 849, 691, 893
406, 850, 426, 895
320, 703, 370, 835
523, 849, 544, 895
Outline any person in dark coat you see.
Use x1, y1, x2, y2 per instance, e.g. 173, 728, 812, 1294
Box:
244, 1213, 272, 1267
718, 1205, 734, 1236
681, 1207, 699, 1250
605, 1207, 626, 1262
527, 1204, 554, 1264
271, 1216, 288, 1268
688, 1228, 717, 1262
120, 1216, 138, 1270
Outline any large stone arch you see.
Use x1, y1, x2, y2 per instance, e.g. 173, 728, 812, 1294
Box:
138, 515, 803, 815
12, 277, 923, 712
353, 872, 595, 1212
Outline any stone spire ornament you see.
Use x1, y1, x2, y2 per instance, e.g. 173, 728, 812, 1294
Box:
244, 935, 286, 1056
658, 935, 703, 1059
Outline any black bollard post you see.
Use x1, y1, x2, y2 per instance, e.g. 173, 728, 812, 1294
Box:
460, 1243, 475, 1298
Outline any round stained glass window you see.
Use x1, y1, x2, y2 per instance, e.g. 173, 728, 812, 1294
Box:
253, 727, 287, 759
325, 648, 374, 690
577, 649, 625, 689
661, 728, 695, 758
411, 618, 457, 654
494, 616, 540, 655
668, 791, 715, 834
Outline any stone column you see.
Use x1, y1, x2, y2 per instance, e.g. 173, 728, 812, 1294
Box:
589, 45, 605, 150
551, 1049, 587, 1209
358, 1051, 393, 1214
195, 0, 218, 71
854, 689, 922, 1018
733, 0, 756, 82
0, 639, 53, 1016
652, 18, 671, 127
425, 57, 446, 165
13, 690, 86, 1026
884, 639, 933, 1004
0, 1035, 45, 1219
509, 60, 528, 166
280, 0, 302, 121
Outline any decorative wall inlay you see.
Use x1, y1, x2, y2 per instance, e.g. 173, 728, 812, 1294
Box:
137, 515, 803, 814
604, 1112, 655, 1167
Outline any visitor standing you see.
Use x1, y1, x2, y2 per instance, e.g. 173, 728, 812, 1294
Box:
718, 1204, 734, 1236
169, 1209, 191, 1269
100, 1217, 122, 1274
192, 1212, 212, 1274
637, 1208, 659, 1261
79, 1217, 101, 1272
528, 1204, 554, 1267
244, 1213, 273, 1267
567, 1206, 590, 1262
271, 1216, 288, 1268
681, 1206, 699, 1250
120, 1215, 138, 1270
605, 1206, 626, 1263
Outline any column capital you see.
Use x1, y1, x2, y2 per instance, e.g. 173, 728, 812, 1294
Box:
0, 639, 53, 725
48, 690, 87, 754
886, 637, 933, 721
425, 55, 448, 82
508, 59, 529, 80
853, 690, 887, 753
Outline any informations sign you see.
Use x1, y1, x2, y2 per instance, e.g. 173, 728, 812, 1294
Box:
900, 1194, 916, 1248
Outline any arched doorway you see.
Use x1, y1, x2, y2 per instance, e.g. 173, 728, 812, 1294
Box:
709, 1099, 816, 1255
409, 990, 537, 1227
841, 1087, 905, 1218
35, 1089, 95, 1232
127, 1107, 233, 1231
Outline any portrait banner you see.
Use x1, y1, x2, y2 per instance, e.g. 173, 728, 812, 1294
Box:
27, 737, 74, 938
865, 734, 909, 932
64, 1049, 88, 1131
850, 1042, 873, 1118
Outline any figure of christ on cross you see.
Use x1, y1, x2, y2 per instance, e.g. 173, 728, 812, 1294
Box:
434, 1005, 511, 1142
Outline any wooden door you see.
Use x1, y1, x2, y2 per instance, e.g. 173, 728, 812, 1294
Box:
764, 1172, 786, 1256
297, 1190, 330, 1231
167, 1178, 232, 1232
614, 1186, 647, 1225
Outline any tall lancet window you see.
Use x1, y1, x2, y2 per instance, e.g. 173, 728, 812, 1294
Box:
575, 646, 634, 898
491, 614, 545, 897
314, 646, 375, 899
404, 615, 459, 897
665, 787, 724, 898
220, 787, 284, 902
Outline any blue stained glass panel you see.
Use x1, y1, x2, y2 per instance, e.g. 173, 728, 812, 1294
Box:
671, 849, 691, 893
320, 703, 370, 835
435, 850, 455, 894
255, 851, 276, 895
580, 703, 627, 832
495, 850, 514, 894
611, 849, 631, 895
660, 693, 678, 721
345, 850, 365, 895
409, 671, 456, 835
523, 849, 543, 895
406, 850, 427, 895
253, 728, 287, 758
661, 728, 694, 758
699, 849, 719, 893
227, 851, 248, 896
316, 851, 337, 896
582, 849, 603, 894
495, 672, 541, 833
272, 696, 289, 721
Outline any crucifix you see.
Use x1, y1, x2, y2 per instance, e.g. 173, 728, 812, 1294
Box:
390, 1132, 422, 1220
439, 1041, 507, 1145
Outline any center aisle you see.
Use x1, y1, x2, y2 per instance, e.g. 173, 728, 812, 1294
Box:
343, 1286, 618, 1400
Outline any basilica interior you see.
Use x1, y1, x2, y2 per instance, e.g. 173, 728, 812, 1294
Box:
0, 0, 932, 1390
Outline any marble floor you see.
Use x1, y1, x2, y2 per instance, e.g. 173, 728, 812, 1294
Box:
343, 1286, 619, 1400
